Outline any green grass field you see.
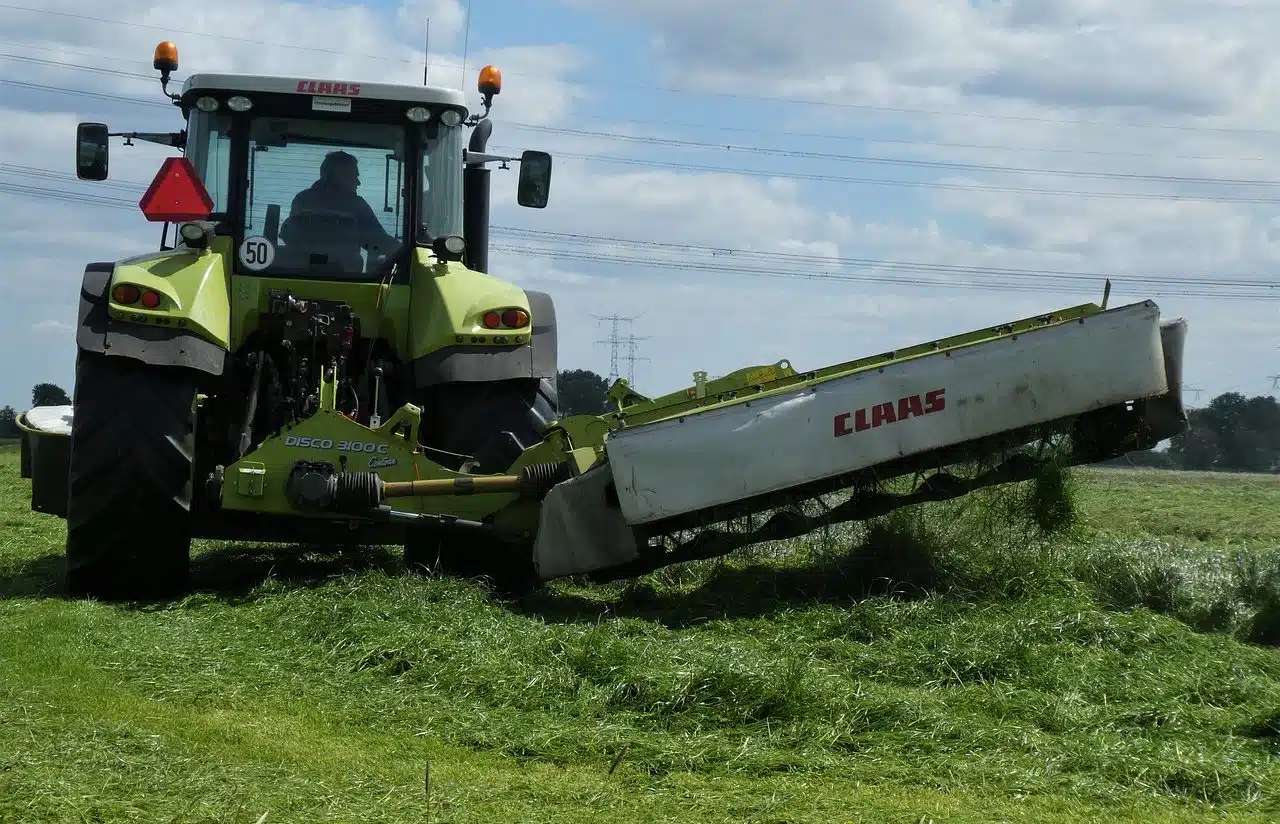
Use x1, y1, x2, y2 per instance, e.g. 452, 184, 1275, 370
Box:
1, 445, 1278, 823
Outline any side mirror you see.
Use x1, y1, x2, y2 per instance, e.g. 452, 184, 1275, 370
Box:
76, 122, 109, 181
517, 150, 552, 209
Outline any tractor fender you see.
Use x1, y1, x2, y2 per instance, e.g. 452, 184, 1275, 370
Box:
411, 288, 558, 387
76, 262, 227, 376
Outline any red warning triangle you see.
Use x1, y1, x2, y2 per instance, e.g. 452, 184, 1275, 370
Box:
138, 156, 215, 223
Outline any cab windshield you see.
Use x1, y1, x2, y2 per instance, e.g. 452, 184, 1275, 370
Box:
236, 117, 464, 279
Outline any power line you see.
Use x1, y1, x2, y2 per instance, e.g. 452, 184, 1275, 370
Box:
8, 47, 1280, 205
506, 122, 1280, 189
6, 50, 1280, 194
9, 72, 1280, 207
32, 151, 1273, 297
0, 49, 159, 81
490, 243, 1275, 301
486, 145, 1280, 205
3, 37, 1271, 165
491, 225, 1277, 289
1, 169, 1276, 301
3, 1, 1279, 136
0, 161, 1263, 292
0, 77, 164, 107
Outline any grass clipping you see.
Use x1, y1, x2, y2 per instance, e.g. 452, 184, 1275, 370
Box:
638, 442, 1088, 604
849, 461, 1082, 602
630, 448, 1280, 652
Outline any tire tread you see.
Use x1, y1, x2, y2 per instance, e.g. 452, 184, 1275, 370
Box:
64, 352, 197, 601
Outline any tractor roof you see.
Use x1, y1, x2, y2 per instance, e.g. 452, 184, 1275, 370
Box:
181, 72, 468, 110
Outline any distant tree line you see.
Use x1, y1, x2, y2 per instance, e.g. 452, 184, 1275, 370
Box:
1114, 392, 1280, 473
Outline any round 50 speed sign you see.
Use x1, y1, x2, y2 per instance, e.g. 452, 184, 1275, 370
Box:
238, 235, 276, 271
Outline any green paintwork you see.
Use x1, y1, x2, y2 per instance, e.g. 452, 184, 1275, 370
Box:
217, 402, 606, 536
106, 243, 233, 350
405, 248, 533, 361
226, 243, 534, 359
606, 359, 800, 412
543, 414, 614, 461
220, 402, 521, 519
105, 236, 534, 365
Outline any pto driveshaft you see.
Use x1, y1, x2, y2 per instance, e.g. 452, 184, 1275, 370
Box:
286, 460, 576, 513
382, 474, 543, 497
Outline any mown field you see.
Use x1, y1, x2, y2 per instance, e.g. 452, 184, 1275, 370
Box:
0, 446, 1278, 823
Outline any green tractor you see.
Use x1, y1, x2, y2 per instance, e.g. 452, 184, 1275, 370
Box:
57, 41, 562, 599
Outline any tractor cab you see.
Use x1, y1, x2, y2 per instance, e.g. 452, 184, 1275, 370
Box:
73, 41, 551, 280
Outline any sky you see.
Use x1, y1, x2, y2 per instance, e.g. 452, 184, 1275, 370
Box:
1, 0, 1278, 416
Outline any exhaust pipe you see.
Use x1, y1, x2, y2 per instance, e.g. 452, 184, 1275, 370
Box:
463, 118, 493, 274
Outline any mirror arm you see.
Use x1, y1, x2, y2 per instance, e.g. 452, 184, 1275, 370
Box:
110, 130, 186, 149
463, 149, 519, 169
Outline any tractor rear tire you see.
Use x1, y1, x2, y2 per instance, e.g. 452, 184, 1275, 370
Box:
64, 351, 198, 601
405, 376, 558, 596
418, 376, 560, 474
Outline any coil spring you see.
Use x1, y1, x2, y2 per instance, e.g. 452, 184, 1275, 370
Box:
333, 471, 383, 511
518, 461, 575, 492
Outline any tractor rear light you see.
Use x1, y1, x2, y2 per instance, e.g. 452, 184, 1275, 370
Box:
482, 311, 502, 329
140, 290, 161, 309
112, 284, 140, 304
502, 308, 528, 328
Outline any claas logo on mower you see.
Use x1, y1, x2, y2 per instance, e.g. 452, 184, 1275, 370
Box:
833, 388, 946, 438
284, 435, 389, 454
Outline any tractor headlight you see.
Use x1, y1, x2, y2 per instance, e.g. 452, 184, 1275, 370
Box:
227, 95, 253, 112
440, 109, 462, 127
195, 96, 219, 112
179, 221, 211, 249
406, 106, 431, 123
432, 234, 466, 261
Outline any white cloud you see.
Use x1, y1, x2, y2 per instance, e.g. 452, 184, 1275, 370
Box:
31, 320, 73, 335
545, 0, 1280, 398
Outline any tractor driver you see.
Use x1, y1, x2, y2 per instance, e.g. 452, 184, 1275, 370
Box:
279, 150, 399, 270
